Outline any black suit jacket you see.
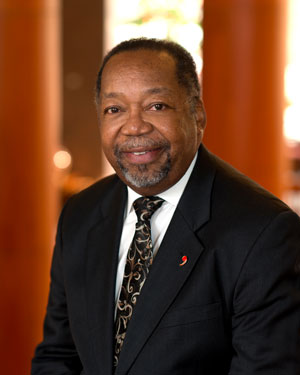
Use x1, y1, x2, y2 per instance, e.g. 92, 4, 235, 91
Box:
32, 145, 300, 374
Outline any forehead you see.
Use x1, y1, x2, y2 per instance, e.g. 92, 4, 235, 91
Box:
100, 50, 180, 95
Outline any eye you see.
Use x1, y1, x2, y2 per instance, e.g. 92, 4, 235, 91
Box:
104, 106, 120, 114
149, 103, 167, 111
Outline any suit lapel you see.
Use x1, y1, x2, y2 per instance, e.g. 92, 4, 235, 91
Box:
116, 145, 216, 375
85, 180, 127, 375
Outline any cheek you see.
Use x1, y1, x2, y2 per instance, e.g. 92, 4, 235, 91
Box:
155, 118, 185, 140
161, 121, 195, 148
100, 123, 115, 145
100, 129, 116, 158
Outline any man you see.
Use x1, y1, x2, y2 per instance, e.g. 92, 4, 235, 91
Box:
32, 38, 300, 374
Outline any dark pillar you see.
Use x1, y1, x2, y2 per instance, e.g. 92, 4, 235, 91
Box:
63, 0, 104, 178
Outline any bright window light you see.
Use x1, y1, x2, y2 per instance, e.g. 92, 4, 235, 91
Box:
104, 0, 203, 73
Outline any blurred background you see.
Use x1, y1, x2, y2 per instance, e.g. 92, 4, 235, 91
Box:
0, 0, 299, 373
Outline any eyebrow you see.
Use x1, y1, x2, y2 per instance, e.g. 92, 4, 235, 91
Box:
102, 92, 122, 99
102, 87, 173, 99
144, 87, 173, 95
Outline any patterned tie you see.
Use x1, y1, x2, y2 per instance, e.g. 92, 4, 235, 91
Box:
114, 196, 164, 367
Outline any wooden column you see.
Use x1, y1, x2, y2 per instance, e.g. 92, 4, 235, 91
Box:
0, 0, 60, 373
202, 0, 287, 197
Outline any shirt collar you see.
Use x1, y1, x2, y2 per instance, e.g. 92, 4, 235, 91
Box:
125, 152, 198, 216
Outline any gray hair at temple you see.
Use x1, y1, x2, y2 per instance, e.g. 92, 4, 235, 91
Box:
95, 37, 201, 113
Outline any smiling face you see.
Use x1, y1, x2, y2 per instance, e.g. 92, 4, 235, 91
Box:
98, 49, 205, 196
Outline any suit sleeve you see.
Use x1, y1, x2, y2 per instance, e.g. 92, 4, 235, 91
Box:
229, 210, 300, 374
31, 201, 82, 375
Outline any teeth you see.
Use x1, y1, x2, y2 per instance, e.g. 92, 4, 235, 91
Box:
133, 151, 147, 155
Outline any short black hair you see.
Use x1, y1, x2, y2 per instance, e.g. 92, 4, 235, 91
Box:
95, 38, 201, 110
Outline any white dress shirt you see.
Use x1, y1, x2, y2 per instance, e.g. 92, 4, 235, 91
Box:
114, 152, 198, 304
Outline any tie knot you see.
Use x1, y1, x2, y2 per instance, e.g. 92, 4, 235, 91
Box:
133, 196, 164, 222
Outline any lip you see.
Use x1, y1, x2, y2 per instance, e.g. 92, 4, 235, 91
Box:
122, 147, 163, 164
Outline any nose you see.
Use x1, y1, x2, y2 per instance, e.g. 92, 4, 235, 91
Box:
121, 108, 153, 136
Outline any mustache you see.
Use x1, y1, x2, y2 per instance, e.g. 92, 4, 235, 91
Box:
114, 138, 170, 154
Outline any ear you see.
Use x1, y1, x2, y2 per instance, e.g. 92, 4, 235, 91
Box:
194, 99, 207, 136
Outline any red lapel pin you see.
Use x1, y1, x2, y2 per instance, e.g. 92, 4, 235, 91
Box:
179, 255, 188, 266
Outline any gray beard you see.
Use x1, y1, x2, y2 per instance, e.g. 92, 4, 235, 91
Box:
117, 152, 171, 188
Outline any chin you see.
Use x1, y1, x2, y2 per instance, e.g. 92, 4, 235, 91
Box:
121, 167, 169, 189
117, 153, 172, 190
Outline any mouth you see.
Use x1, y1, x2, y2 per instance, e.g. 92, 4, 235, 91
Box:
122, 147, 163, 164
132, 151, 148, 156
115, 139, 170, 165
113, 140, 172, 188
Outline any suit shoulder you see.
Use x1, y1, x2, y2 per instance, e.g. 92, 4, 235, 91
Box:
209, 151, 292, 217
70, 173, 120, 205
60, 174, 125, 230
198, 149, 300, 268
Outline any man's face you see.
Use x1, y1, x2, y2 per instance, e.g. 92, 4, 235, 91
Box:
98, 49, 205, 196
